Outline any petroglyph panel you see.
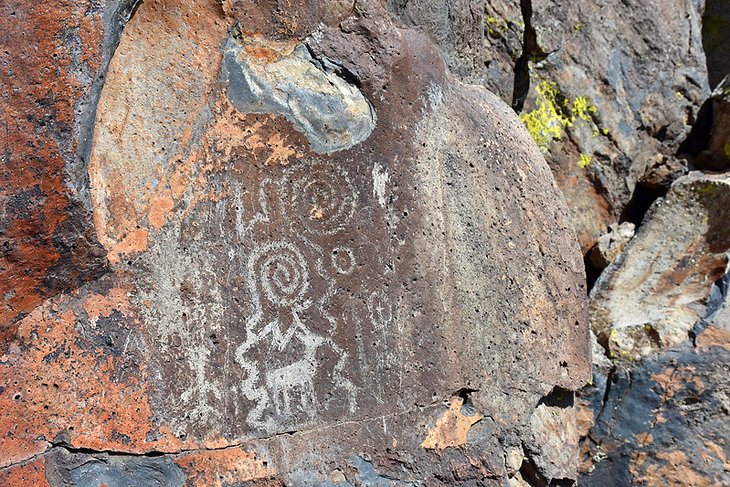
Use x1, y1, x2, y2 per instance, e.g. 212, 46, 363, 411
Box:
85, 0, 397, 439
129, 155, 398, 437
5, 0, 592, 482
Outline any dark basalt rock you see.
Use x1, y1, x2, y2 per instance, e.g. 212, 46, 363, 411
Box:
579, 338, 730, 486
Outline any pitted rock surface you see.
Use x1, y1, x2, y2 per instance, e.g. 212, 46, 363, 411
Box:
590, 172, 730, 358
0, 0, 589, 485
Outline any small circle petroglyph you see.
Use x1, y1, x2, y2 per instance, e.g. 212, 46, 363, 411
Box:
331, 246, 355, 274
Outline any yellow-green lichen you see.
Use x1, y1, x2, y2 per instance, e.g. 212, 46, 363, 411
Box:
725, 137, 730, 158
574, 21, 585, 32
579, 153, 593, 168
572, 96, 597, 122
519, 80, 604, 153
519, 81, 570, 152
485, 16, 508, 38
485, 16, 523, 38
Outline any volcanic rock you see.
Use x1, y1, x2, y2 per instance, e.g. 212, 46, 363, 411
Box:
0, 0, 589, 484
590, 172, 730, 358
579, 339, 730, 486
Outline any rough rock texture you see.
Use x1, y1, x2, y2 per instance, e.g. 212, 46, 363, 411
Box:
482, 1, 523, 104
578, 338, 730, 486
590, 172, 730, 358
480, 0, 710, 252
0, 0, 138, 331
578, 328, 730, 486
587, 222, 635, 271
0, 0, 590, 485
386, 0, 486, 84
707, 273, 730, 331
580, 248, 730, 486
452, 1, 730, 485
579, 165, 730, 485
703, 0, 730, 88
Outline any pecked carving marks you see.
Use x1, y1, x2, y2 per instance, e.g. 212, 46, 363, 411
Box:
223, 38, 377, 153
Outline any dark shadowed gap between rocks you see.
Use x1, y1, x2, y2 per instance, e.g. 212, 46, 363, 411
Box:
677, 98, 714, 159
617, 183, 662, 228
511, 0, 544, 112
520, 446, 575, 487
702, 0, 730, 88
583, 254, 603, 293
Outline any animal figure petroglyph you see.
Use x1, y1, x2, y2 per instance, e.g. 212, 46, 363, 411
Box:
266, 329, 324, 415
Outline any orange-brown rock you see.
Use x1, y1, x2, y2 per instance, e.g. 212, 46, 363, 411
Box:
0, 0, 112, 328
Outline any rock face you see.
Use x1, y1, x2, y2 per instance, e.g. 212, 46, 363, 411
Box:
479, 0, 710, 252
0, 1, 590, 485
0, 0, 136, 332
475, 2, 730, 485
386, 0, 487, 84
581, 204, 730, 486
589, 172, 730, 358
579, 337, 730, 487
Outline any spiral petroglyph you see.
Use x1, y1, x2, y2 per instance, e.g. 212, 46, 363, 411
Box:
249, 241, 311, 309
284, 162, 357, 235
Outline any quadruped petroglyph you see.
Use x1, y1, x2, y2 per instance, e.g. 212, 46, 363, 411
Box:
130, 158, 397, 437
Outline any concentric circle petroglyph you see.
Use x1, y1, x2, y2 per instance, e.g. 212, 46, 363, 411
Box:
286, 162, 357, 235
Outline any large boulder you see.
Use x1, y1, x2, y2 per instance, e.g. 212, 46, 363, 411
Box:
590, 172, 730, 359
0, 0, 589, 485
